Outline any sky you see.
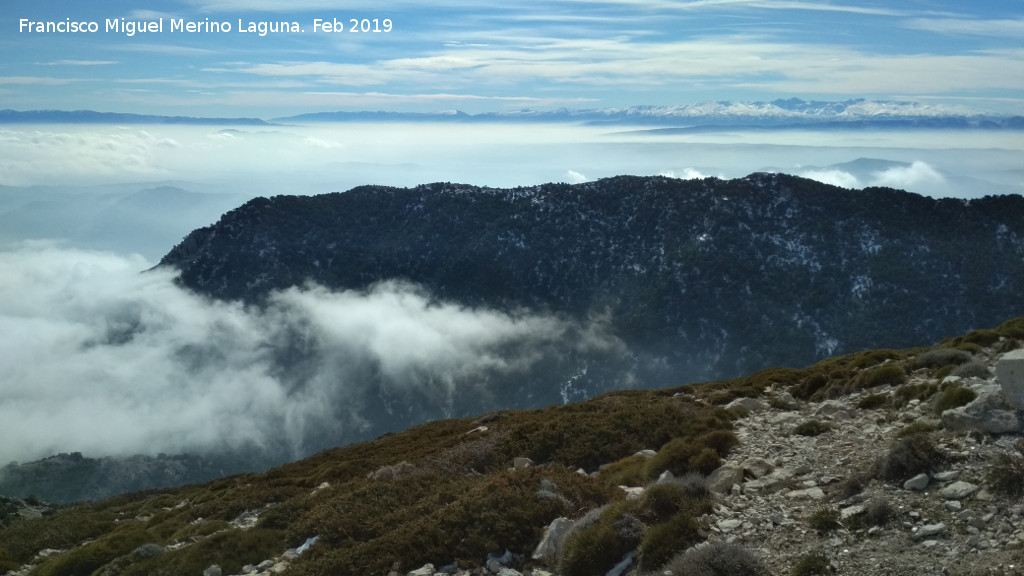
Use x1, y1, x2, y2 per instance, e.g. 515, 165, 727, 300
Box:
2, 0, 1024, 117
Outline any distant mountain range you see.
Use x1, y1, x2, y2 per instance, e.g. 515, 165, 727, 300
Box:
0, 184, 251, 261
272, 98, 1024, 127
2, 99, 1022, 128
0, 110, 269, 125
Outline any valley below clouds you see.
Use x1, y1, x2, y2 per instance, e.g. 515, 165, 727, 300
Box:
0, 242, 619, 466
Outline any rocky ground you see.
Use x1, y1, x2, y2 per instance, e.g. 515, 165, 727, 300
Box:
702, 379, 1024, 576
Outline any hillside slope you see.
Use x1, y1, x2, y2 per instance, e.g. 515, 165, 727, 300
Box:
2, 318, 1023, 576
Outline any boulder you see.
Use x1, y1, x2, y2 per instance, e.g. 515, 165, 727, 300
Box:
707, 463, 744, 495
742, 457, 774, 479
903, 473, 929, 491
531, 517, 575, 565
996, 349, 1024, 409
941, 384, 1021, 434
940, 481, 979, 500
203, 566, 222, 576
914, 523, 946, 540
513, 457, 535, 469
407, 564, 435, 576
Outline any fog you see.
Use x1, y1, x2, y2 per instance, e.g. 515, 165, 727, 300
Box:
1, 123, 1021, 196
0, 242, 618, 465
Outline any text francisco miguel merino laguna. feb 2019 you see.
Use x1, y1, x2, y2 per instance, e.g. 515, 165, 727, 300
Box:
18, 16, 393, 36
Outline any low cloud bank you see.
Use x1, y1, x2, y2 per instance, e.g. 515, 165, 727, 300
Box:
799, 160, 947, 194
0, 243, 617, 465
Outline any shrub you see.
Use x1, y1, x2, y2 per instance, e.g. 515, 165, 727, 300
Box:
857, 393, 888, 410
557, 511, 630, 576
855, 364, 906, 389
878, 433, 943, 482
995, 338, 1020, 354
649, 541, 768, 576
673, 471, 710, 498
962, 329, 1001, 347
645, 438, 701, 478
952, 361, 991, 379
598, 455, 648, 488
807, 508, 841, 533
697, 430, 739, 457
893, 382, 939, 408
793, 420, 831, 437
895, 422, 940, 438
792, 551, 832, 575
367, 461, 418, 481
793, 373, 829, 400
933, 386, 977, 414
986, 451, 1024, 497
861, 498, 894, 528
914, 349, 972, 370
689, 448, 722, 476
34, 522, 152, 576
635, 513, 703, 573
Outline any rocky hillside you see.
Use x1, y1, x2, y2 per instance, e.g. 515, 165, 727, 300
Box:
2, 318, 1023, 576
160, 173, 1024, 387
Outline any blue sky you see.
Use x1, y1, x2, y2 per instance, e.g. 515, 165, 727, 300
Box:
3, 0, 1024, 117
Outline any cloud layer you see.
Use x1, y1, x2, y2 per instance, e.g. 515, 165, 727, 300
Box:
0, 243, 610, 465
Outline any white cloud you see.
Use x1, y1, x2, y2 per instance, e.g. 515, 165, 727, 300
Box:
905, 17, 1024, 38
798, 169, 861, 189
564, 169, 589, 184
0, 243, 614, 464
869, 160, 945, 190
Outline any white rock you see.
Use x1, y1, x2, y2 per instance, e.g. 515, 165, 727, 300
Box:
718, 518, 743, 532
941, 481, 979, 500
784, 487, 826, 500
903, 473, 929, 491
407, 564, 435, 576
707, 463, 744, 495
914, 523, 946, 540
513, 457, 535, 469
531, 517, 575, 565
726, 397, 768, 412
996, 349, 1024, 409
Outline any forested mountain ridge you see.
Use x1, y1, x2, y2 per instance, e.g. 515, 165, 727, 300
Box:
160, 173, 1024, 385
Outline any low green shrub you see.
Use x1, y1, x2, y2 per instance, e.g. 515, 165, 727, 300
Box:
688, 448, 722, 476
855, 364, 906, 390
635, 513, 703, 573
119, 528, 289, 576
895, 422, 940, 438
914, 348, 972, 370
34, 522, 152, 576
987, 451, 1024, 497
951, 361, 990, 379
962, 329, 1001, 347
792, 551, 832, 575
557, 510, 631, 576
878, 433, 943, 482
856, 393, 888, 410
806, 508, 841, 533
934, 386, 977, 414
597, 455, 648, 488
893, 382, 939, 408
648, 541, 769, 576
793, 420, 831, 437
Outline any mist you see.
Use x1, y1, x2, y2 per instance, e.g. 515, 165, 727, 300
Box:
0, 242, 618, 466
